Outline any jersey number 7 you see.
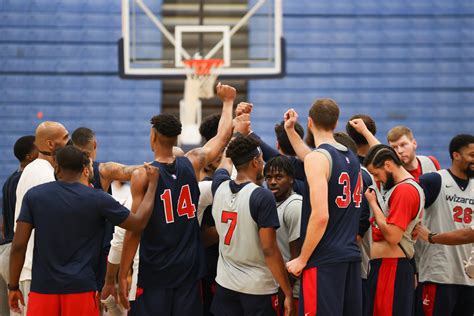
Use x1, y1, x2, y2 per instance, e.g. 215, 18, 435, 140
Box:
160, 185, 196, 224
335, 172, 363, 208
221, 211, 237, 245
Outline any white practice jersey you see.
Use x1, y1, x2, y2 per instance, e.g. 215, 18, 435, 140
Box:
419, 169, 474, 285
276, 192, 302, 298
212, 180, 278, 295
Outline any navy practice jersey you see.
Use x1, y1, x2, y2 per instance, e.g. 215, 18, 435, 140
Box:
138, 157, 206, 289
301, 143, 362, 267
2, 169, 22, 243
17, 181, 130, 294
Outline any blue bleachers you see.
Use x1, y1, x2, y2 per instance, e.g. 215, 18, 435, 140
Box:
0, 0, 473, 186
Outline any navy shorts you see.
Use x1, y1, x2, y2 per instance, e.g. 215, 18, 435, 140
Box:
366, 258, 414, 316
300, 262, 362, 316
211, 283, 279, 316
133, 281, 203, 316
420, 282, 474, 316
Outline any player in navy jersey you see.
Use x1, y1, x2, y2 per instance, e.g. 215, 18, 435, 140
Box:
118, 83, 235, 316
284, 99, 363, 316
0, 135, 37, 316
8, 146, 159, 316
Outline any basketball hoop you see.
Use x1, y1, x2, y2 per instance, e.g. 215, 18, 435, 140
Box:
183, 59, 224, 99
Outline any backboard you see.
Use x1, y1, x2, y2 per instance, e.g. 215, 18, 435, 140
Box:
120, 0, 284, 78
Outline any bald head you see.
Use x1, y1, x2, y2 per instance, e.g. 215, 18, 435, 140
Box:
35, 121, 69, 153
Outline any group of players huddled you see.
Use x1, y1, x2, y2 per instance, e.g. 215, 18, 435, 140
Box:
0, 83, 473, 316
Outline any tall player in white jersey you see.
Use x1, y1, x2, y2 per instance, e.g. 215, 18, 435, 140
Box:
417, 134, 474, 316
211, 135, 295, 316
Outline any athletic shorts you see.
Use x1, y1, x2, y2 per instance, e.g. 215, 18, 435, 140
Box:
211, 283, 279, 316
366, 258, 413, 316
300, 262, 362, 316
133, 281, 202, 316
420, 282, 474, 316
27, 291, 99, 316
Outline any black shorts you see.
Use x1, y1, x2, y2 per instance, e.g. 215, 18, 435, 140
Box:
211, 283, 279, 316
366, 258, 413, 316
133, 281, 202, 316
420, 282, 474, 316
300, 262, 362, 316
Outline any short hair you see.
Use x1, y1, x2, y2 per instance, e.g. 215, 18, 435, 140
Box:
71, 127, 95, 148
55, 146, 90, 173
305, 129, 315, 148
150, 114, 182, 137
387, 126, 414, 143
364, 144, 403, 168
308, 99, 340, 131
264, 155, 295, 179
13, 135, 36, 162
334, 132, 358, 155
274, 121, 304, 156
199, 114, 221, 142
449, 134, 474, 160
226, 135, 260, 169
346, 114, 377, 145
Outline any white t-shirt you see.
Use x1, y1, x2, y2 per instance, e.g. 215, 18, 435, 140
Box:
14, 158, 55, 282
197, 180, 213, 225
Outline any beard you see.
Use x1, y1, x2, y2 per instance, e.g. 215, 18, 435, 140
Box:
466, 164, 474, 179
383, 172, 396, 191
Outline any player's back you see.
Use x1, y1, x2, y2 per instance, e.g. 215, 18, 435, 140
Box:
138, 157, 205, 289
212, 180, 278, 295
302, 143, 362, 267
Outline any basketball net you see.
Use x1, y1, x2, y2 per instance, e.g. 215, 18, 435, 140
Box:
179, 59, 224, 146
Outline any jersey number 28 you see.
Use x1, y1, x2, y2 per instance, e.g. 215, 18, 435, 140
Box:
160, 185, 196, 224
335, 172, 363, 208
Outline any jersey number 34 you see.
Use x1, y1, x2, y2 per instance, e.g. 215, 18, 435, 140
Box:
160, 185, 196, 224
335, 172, 363, 208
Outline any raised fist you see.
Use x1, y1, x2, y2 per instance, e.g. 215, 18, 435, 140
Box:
144, 163, 159, 183
216, 82, 236, 102
349, 118, 369, 135
283, 109, 298, 130
235, 102, 253, 117
233, 113, 251, 135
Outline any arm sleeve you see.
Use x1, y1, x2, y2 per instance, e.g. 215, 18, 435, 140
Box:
386, 184, 421, 231
249, 187, 280, 229
428, 156, 441, 171
98, 193, 130, 226
358, 170, 373, 237
108, 225, 126, 264
283, 197, 302, 242
211, 169, 231, 196
17, 191, 34, 225
249, 133, 280, 162
419, 172, 442, 208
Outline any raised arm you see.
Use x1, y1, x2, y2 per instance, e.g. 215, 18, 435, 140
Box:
348, 118, 380, 148
286, 152, 329, 276
284, 109, 312, 161
186, 83, 235, 177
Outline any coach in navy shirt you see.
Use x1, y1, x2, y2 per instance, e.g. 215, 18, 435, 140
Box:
8, 146, 159, 316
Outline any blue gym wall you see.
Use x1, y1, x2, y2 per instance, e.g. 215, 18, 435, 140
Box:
1, 0, 473, 190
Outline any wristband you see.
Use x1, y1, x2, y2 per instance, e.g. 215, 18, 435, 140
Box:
428, 232, 438, 244
7, 283, 19, 291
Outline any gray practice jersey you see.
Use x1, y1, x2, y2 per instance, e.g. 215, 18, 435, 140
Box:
276, 192, 302, 298
212, 180, 279, 295
419, 170, 474, 285
373, 178, 425, 259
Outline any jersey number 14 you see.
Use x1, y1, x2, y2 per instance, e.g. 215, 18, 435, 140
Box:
335, 172, 363, 208
160, 185, 197, 223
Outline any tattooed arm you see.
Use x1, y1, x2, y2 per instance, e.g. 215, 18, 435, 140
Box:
98, 162, 142, 191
